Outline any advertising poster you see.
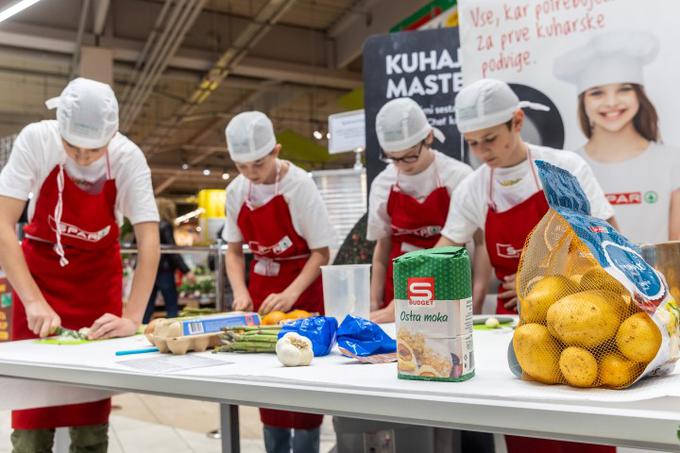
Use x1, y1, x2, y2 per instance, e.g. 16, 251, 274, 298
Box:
458, 0, 680, 243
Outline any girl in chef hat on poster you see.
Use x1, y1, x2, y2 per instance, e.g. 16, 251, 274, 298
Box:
222, 111, 335, 453
436, 78, 617, 453
367, 97, 478, 323
554, 30, 680, 245
0, 78, 160, 452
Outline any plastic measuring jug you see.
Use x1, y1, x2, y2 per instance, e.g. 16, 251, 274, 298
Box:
321, 264, 371, 322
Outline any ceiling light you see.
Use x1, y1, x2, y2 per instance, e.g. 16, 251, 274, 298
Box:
313, 130, 323, 140
202, 168, 211, 176
0, 0, 43, 24
181, 163, 189, 170
222, 173, 230, 180
326, 132, 331, 140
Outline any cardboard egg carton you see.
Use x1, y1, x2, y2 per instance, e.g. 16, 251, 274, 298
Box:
145, 312, 260, 355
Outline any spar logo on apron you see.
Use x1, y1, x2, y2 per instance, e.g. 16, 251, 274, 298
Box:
48, 215, 111, 242
248, 235, 293, 256
496, 243, 522, 259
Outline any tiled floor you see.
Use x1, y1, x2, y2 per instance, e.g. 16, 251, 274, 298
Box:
0, 394, 667, 452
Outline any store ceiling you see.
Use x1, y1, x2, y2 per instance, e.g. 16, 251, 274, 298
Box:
0, 0, 430, 197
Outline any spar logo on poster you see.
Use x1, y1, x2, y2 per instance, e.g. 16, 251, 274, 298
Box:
607, 191, 660, 205
408, 277, 435, 303
607, 192, 642, 205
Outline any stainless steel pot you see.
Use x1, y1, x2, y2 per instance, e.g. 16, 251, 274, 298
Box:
641, 241, 680, 299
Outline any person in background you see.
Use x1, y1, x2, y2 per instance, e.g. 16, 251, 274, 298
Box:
554, 29, 680, 244
143, 197, 193, 323
0, 78, 160, 453
437, 78, 616, 453
223, 111, 335, 453
367, 97, 482, 323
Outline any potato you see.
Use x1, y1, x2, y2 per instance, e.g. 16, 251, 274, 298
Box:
565, 251, 596, 276
616, 313, 661, 362
569, 274, 584, 286
520, 275, 579, 323
559, 347, 598, 387
547, 290, 621, 348
599, 353, 639, 387
513, 324, 562, 384
579, 267, 626, 293
578, 267, 634, 312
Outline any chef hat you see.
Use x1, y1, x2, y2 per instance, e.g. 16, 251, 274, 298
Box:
454, 79, 549, 133
553, 30, 659, 94
45, 78, 119, 149
376, 97, 445, 152
226, 111, 277, 163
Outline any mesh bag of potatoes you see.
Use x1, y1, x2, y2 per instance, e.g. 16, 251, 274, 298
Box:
513, 161, 680, 389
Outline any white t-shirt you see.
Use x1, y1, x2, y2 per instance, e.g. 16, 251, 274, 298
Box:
367, 150, 473, 241
222, 161, 336, 249
441, 144, 614, 244
0, 120, 159, 225
575, 142, 680, 245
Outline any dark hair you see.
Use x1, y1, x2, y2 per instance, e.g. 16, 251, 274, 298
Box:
578, 84, 659, 141
505, 118, 513, 130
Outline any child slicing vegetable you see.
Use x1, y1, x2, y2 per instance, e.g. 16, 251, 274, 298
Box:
0, 78, 160, 453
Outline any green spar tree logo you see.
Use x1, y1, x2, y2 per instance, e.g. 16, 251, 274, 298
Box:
644, 191, 659, 204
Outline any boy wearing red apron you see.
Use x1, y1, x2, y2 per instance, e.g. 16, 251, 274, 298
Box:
438, 78, 617, 453
223, 111, 335, 453
0, 78, 160, 452
367, 98, 474, 324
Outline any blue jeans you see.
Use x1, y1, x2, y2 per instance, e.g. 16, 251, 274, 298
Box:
143, 270, 179, 323
263, 426, 320, 453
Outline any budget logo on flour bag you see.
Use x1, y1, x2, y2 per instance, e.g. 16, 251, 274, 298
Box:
408, 277, 434, 301
394, 247, 475, 382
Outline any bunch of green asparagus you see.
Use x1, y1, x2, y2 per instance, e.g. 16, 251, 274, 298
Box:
179, 307, 217, 317
213, 325, 282, 353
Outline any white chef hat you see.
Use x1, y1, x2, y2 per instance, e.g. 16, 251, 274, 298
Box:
45, 77, 119, 149
375, 97, 445, 152
226, 111, 277, 163
553, 30, 659, 94
454, 79, 549, 133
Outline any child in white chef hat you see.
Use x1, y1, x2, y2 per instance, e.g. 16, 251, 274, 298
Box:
554, 29, 680, 245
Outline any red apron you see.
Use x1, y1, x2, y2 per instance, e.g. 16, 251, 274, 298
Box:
236, 172, 323, 429
484, 156, 548, 315
383, 169, 450, 307
484, 154, 615, 453
12, 158, 122, 430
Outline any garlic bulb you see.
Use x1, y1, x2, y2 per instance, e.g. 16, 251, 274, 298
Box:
276, 332, 314, 367
485, 317, 500, 328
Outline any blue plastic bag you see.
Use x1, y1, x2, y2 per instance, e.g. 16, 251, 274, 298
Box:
337, 315, 396, 357
278, 316, 338, 357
